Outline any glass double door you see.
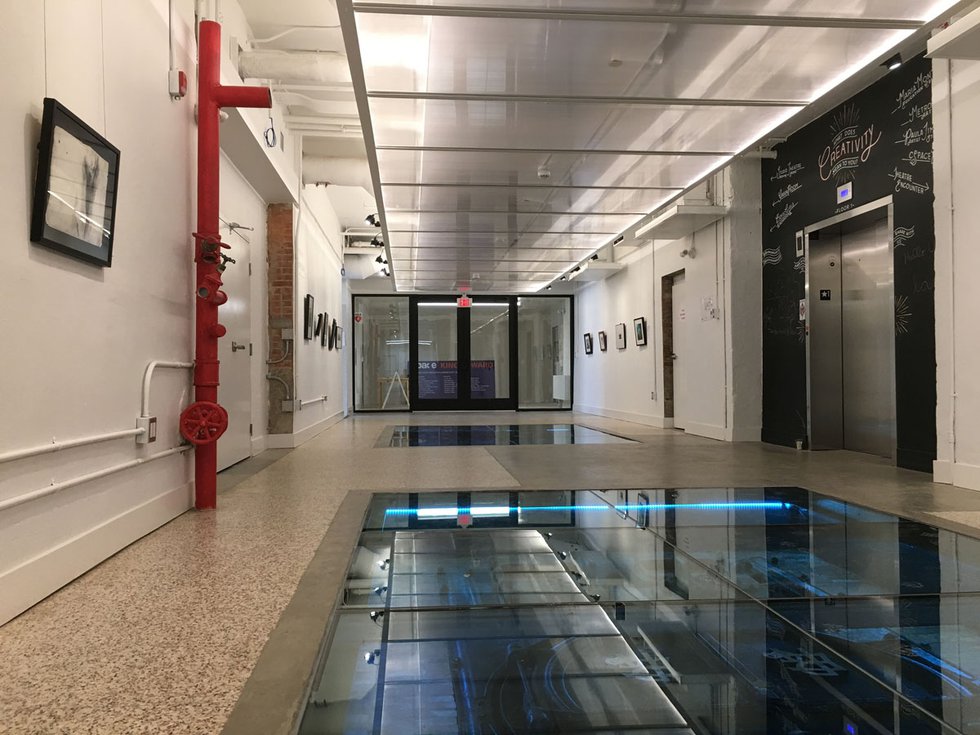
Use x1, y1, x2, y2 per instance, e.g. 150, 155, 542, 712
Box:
411, 297, 517, 410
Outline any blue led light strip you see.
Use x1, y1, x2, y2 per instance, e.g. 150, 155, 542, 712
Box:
384, 501, 791, 517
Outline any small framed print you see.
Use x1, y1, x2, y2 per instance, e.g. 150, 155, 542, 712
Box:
615, 323, 627, 350
320, 313, 329, 347
31, 98, 121, 267
598, 331, 607, 352
314, 313, 324, 337
328, 318, 338, 350
304, 295, 315, 340
583, 333, 593, 355
634, 317, 648, 346
335, 326, 344, 350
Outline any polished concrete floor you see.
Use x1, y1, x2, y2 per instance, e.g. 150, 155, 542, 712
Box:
3, 411, 980, 734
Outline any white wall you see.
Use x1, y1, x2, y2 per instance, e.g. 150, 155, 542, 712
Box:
575, 250, 660, 426
574, 161, 762, 441
933, 57, 980, 491
282, 185, 348, 445
0, 0, 296, 625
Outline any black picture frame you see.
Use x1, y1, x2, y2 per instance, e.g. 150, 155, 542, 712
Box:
304, 295, 315, 340
598, 331, 607, 352
634, 317, 648, 346
335, 326, 344, 350
314, 312, 324, 337
320, 313, 329, 347
615, 323, 627, 350
31, 98, 121, 267
328, 318, 339, 350
583, 333, 593, 355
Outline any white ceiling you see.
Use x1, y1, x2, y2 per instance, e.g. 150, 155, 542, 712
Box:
237, 0, 967, 291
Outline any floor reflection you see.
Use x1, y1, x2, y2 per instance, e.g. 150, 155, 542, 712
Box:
301, 487, 978, 734
380, 424, 635, 447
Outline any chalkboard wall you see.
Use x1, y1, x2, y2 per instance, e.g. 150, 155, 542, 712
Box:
761, 55, 936, 472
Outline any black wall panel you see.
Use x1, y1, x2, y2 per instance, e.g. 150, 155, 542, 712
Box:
761, 56, 936, 471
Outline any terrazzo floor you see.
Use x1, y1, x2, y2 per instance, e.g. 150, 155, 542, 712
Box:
3, 411, 980, 734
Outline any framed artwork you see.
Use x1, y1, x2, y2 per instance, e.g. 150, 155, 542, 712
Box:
335, 326, 344, 350
634, 317, 648, 346
583, 333, 593, 355
304, 295, 315, 340
320, 313, 329, 347
31, 98, 121, 267
615, 323, 627, 350
328, 318, 338, 350
314, 313, 324, 337
598, 331, 608, 352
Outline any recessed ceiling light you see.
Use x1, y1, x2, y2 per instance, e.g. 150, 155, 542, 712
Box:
883, 53, 902, 71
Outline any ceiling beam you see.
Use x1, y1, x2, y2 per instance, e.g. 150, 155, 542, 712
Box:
352, 3, 923, 29
377, 144, 732, 156
381, 182, 685, 191
386, 210, 647, 216
368, 90, 808, 107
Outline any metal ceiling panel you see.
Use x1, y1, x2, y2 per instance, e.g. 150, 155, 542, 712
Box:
355, 0, 950, 21
369, 98, 798, 153
338, 0, 962, 292
381, 185, 675, 215
376, 149, 723, 187
356, 13, 906, 102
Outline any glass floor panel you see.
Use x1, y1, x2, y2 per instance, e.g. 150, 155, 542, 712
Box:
300, 487, 980, 734
379, 423, 634, 447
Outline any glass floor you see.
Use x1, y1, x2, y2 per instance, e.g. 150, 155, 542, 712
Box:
299, 487, 980, 734
379, 424, 634, 447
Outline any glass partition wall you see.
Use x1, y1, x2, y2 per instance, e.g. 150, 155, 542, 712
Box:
353, 295, 572, 412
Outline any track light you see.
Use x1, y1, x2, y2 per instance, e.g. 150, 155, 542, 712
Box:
371, 235, 384, 247
381, 268, 390, 277
883, 53, 902, 71
375, 255, 387, 265
365, 213, 381, 227
378, 558, 390, 571
369, 610, 385, 622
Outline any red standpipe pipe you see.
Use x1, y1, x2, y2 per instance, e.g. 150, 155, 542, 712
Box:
193, 20, 271, 509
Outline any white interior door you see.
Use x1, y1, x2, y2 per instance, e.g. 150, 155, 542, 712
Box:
672, 272, 688, 431
217, 219, 252, 471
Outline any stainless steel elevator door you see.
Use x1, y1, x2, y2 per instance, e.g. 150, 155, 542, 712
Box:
806, 208, 895, 459
840, 217, 895, 458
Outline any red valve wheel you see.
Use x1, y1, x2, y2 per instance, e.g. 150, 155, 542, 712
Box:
179, 401, 229, 446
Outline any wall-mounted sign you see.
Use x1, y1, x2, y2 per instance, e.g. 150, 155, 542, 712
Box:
837, 182, 853, 204
820, 290, 832, 301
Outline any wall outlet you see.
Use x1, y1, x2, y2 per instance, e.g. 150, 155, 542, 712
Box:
136, 416, 157, 445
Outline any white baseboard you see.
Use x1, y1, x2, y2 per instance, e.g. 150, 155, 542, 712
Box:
730, 424, 763, 442
682, 421, 727, 442
0, 482, 192, 626
250, 434, 268, 456
575, 405, 672, 429
951, 461, 980, 492
934, 459, 953, 485
267, 411, 345, 449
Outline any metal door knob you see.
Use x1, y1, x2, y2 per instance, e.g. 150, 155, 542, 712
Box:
231, 341, 247, 352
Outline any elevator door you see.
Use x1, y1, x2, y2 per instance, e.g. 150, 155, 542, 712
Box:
807, 212, 895, 458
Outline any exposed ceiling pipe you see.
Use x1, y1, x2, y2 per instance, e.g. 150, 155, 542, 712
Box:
239, 50, 352, 85
303, 156, 372, 190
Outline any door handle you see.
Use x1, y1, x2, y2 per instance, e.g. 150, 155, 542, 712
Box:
231, 341, 247, 353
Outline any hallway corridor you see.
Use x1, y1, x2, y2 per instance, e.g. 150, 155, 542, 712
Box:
3, 414, 980, 734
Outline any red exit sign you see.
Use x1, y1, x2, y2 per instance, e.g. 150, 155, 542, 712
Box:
457, 295, 472, 308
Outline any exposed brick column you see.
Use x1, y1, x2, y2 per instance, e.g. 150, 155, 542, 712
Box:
267, 203, 295, 435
